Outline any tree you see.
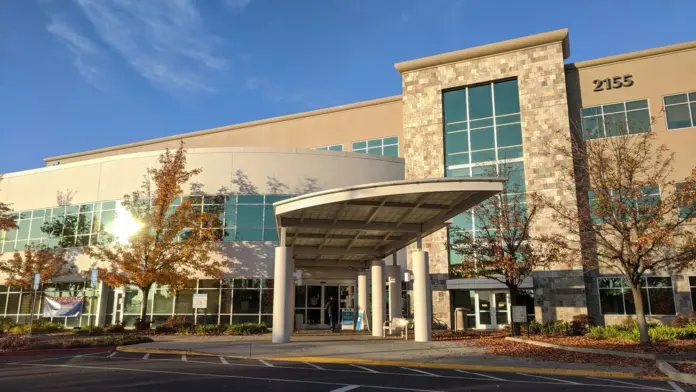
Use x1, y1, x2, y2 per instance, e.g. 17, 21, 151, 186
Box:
0, 175, 17, 231
547, 124, 696, 344
0, 245, 70, 290
448, 164, 564, 335
84, 144, 226, 329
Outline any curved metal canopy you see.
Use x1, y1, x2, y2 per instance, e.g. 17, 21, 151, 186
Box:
274, 178, 504, 268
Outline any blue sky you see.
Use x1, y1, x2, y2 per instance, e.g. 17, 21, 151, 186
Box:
1, 0, 695, 173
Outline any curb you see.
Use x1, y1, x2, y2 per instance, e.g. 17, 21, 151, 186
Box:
505, 337, 656, 360
657, 360, 696, 385
116, 345, 665, 380
0, 346, 114, 357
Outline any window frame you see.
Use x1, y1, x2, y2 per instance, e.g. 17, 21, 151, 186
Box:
663, 91, 696, 131
597, 276, 676, 316
580, 98, 652, 140
351, 136, 399, 157
313, 144, 343, 152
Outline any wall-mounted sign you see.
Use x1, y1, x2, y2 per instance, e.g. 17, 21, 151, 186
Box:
593, 75, 634, 92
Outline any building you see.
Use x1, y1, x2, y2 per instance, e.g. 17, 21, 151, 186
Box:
1, 28, 696, 331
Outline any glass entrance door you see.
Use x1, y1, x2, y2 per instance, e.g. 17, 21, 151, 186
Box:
305, 285, 322, 327
474, 291, 510, 329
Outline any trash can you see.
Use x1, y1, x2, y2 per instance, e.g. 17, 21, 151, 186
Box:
454, 307, 467, 331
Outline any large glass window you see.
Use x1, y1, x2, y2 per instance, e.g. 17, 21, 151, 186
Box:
313, 144, 343, 151
581, 99, 651, 139
444, 79, 523, 169
676, 182, 696, 221
588, 185, 660, 223
664, 92, 696, 130
0, 194, 294, 254
352, 136, 399, 157
598, 276, 675, 315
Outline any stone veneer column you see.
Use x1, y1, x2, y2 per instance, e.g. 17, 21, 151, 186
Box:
398, 31, 587, 324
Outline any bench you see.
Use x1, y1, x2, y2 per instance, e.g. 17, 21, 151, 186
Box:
383, 317, 413, 340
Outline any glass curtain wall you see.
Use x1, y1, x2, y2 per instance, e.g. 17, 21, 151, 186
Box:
0, 282, 98, 327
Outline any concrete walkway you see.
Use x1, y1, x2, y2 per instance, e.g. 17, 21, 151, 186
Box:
127, 335, 649, 374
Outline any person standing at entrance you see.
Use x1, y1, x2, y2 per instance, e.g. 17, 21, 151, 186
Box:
325, 296, 338, 331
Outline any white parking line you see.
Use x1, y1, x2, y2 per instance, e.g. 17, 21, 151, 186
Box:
7, 354, 90, 365
330, 385, 360, 392
107, 352, 117, 358
454, 369, 505, 381
259, 359, 274, 367
350, 364, 379, 373
516, 373, 581, 385
304, 361, 324, 370
182, 355, 187, 362
219, 357, 229, 365
143, 354, 150, 360
402, 367, 441, 377
668, 381, 686, 392
10, 362, 442, 392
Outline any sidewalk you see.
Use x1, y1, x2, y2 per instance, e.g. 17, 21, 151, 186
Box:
119, 334, 655, 377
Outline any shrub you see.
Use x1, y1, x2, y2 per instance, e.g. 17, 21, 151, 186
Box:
72, 326, 104, 335
671, 315, 691, 328
527, 320, 542, 335
227, 323, 268, 336
195, 324, 227, 335
105, 324, 125, 333
0, 318, 16, 334
570, 314, 594, 336
163, 316, 193, 330
540, 320, 569, 336
154, 325, 175, 334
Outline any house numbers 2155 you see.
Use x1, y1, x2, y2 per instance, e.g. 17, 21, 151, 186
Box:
593, 75, 634, 92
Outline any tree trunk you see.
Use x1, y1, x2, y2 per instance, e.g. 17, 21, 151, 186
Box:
509, 287, 521, 336
629, 286, 651, 345
139, 285, 151, 330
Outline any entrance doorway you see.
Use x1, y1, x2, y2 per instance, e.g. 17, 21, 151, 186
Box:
294, 283, 354, 329
475, 291, 510, 329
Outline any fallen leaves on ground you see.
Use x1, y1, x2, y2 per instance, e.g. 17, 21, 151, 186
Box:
672, 362, 696, 374
432, 330, 661, 376
526, 335, 696, 355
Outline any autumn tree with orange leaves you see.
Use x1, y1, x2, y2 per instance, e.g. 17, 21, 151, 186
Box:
85, 145, 226, 329
449, 164, 564, 335
547, 123, 696, 344
0, 245, 70, 290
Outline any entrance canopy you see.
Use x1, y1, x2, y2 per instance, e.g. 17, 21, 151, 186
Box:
274, 178, 505, 267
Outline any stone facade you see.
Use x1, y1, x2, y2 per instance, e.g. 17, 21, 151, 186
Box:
399, 36, 587, 326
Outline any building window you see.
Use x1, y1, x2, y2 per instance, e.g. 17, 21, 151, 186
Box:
664, 92, 696, 130
598, 276, 675, 315
313, 144, 343, 152
352, 136, 398, 157
690, 277, 696, 312
676, 182, 696, 221
443, 79, 523, 167
581, 99, 651, 139
0, 194, 295, 254
588, 185, 660, 224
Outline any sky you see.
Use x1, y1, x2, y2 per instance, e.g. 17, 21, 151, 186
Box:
1, 0, 695, 173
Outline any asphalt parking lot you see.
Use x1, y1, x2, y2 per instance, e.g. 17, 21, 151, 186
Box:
0, 351, 692, 392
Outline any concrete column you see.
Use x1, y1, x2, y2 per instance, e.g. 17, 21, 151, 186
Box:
357, 270, 369, 331
371, 260, 386, 337
412, 250, 432, 342
387, 265, 403, 324
272, 247, 293, 343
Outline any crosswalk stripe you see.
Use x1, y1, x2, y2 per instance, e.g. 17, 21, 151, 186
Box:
143, 353, 150, 360
219, 357, 229, 365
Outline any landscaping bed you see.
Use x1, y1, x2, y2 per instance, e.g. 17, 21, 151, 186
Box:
0, 334, 153, 353
526, 335, 696, 355
672, 362, 696, 374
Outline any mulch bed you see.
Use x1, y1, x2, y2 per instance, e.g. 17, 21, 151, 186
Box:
432, 330, 661, 376
672, 362, 696, 374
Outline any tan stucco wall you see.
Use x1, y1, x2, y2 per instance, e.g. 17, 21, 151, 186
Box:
44, 97, 404, 166
0, 147, 405, 282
